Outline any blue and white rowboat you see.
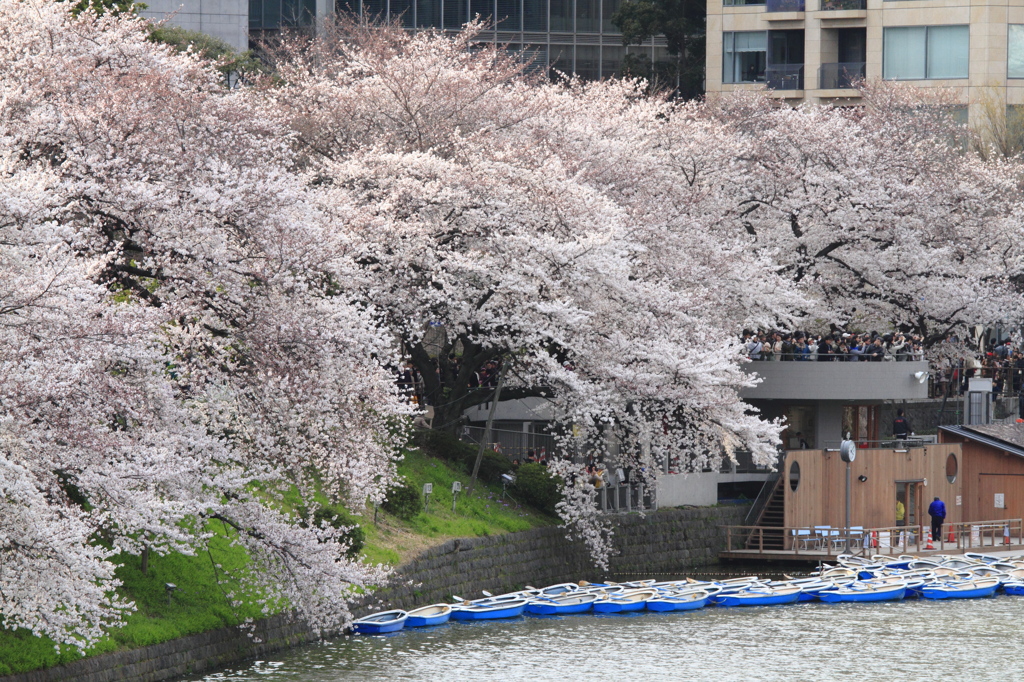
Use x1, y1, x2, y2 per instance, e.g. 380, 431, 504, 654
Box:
710, 586, 801, 607
405, 603, 452, 627
1003, 581, 1024, 596
920, 578, 1000, 600
818, 582, 907, 603
592, 589, 657, 613
450, 598, 529, 620
353, 609, 408, 634
645, 590, 710, 612
526, 593, 598, 615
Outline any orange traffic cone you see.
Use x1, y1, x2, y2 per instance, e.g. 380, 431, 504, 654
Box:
1005, 525, 1011, 546
871, 531, 878, 548
947, 526, 956, 543
925, 529, 935, 550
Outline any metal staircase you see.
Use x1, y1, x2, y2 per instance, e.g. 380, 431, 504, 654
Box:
745, 475, 786, 550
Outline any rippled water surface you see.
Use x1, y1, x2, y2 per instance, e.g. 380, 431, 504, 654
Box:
188, 596, 1023, 682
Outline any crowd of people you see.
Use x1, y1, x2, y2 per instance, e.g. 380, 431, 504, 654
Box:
745, 330, 1024, 400
743, 331, 926, 362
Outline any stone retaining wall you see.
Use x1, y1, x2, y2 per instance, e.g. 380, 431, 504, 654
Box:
0, 613, 314, 682
356, 505, 750, 614
2, 505, 748, 682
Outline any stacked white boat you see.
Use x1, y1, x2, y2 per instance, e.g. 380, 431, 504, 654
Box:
352, 552, 1024, 635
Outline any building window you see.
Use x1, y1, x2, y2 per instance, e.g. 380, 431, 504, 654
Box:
1010, 25, 1024, 78
723, 31, 767, 83
883, 26, 969, 80
946, 453, 958, 484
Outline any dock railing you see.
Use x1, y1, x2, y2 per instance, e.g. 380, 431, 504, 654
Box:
724, 519, 1023, 557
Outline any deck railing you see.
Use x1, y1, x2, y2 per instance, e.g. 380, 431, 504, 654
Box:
724, 519, 1023, 557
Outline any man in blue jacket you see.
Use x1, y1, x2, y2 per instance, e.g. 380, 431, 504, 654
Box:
928, 497, 947, 542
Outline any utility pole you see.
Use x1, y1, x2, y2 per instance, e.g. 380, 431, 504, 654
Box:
467, 360, 507, 495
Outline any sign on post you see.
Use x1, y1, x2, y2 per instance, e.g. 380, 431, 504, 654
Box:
423, 482, 433, 512
451, 481, 462, 512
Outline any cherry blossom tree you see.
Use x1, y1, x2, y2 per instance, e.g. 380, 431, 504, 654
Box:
1, 0, 407, 649
262, 23, 800, 566
694, 87, 1024, 342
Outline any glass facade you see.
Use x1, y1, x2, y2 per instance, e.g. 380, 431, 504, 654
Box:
251, 0, 315, 29
248, 0, 672, 78
344, 0, 672, 79
882, 25, 969, 80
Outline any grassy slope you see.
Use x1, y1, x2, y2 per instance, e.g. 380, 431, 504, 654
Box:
0, 448, 553, 676
360, 446, 555, 566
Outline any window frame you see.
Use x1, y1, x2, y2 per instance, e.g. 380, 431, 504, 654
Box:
722, 30, 769, 84
882, 24, 969, 81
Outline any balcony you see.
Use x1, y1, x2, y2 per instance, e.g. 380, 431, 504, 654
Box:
767, 0, 804, 9
739, 360, 931, 401
766, 64, 804, 90
818, 62, 865, 89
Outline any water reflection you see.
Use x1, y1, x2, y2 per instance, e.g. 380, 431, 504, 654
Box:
191, 597, 1023, 681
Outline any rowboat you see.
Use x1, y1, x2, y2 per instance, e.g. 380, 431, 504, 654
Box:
645, 590, 710, 612
405, 604, 452, 627
353, 610, 408, 634
534, 583, 580, 597
593, 589, 657, 613
526, 593, 598, 615
1003, 581, 1024, 596
920, 578, 1000, 600
710, 586, 801, 607
450, 598, 529, 620
818, 581, 907, 603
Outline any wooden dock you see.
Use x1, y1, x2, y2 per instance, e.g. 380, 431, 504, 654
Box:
720, 520, 1024, 564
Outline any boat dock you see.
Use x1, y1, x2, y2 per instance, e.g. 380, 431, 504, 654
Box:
719, 519, 1024, 564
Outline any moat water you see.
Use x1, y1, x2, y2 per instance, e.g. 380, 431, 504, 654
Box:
186, 594, 1022, 681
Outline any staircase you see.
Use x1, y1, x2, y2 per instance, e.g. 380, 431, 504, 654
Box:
745, 476, 786, 550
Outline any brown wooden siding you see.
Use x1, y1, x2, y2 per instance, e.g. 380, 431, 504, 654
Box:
783, 445, 963, 530
940, 437, 1024, 521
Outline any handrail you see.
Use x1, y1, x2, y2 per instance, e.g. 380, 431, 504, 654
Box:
722, 519, 1023, 555
743, 470, 782, 525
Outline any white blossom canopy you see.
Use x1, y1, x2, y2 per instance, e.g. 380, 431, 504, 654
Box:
0, 0, 407, 648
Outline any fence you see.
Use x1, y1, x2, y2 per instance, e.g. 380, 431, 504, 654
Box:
460, 426, 557, 462
765, 65, 804, 90
596, 477, 657, 514
818, 62, 865, 89
723, 518, 1023, 557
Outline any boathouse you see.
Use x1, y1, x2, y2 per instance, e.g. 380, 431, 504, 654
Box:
780, 443, 963, 531
938, 423, 1024, 522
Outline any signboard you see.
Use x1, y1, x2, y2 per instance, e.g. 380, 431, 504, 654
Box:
995, 493, 1005, 509
956, 495, 962, 506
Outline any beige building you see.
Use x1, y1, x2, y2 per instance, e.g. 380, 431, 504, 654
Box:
706, 0, 1024, 122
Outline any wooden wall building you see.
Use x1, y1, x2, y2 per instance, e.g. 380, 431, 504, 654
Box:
783, 445, 964, 530
939, 424, 1024, 523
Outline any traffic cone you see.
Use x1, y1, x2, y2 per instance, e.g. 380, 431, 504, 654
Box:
925, 529, 935, 550
947, 526, 956, 543
871, 531, 878, 548
1005, 525, 1011, 546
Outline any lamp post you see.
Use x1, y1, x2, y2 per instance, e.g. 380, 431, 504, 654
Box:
840, 437, 857, 536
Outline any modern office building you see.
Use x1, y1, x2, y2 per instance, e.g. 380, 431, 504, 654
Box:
140, 0, 674, 79
346, 0, 673, 79
139, 0, 250, 51
705, 0, 1024, 123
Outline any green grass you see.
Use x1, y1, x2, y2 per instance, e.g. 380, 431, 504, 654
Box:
0, 531, 264, 676
358, 446, 555, 566
0, 445, 554, 676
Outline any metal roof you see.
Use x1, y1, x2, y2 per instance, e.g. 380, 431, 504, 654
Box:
938, 424, 1024, 460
